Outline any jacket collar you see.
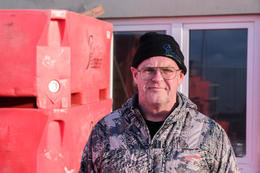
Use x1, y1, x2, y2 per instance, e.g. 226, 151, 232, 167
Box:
122, 92, 197, 124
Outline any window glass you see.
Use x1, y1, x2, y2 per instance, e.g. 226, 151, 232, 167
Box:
113, 31, 165, 110
189, 29, 247, 157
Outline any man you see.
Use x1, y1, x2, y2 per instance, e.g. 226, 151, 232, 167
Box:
79, 32, 240, 172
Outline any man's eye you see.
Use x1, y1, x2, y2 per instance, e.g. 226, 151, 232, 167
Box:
162, 68, 173, 73
143, 68, 155, 73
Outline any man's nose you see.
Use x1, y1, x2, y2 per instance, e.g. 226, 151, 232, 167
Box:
151, 69, 164, 82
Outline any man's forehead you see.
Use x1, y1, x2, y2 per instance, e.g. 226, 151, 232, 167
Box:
138, 56, 178, 68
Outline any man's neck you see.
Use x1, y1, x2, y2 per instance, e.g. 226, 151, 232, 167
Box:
139, 102, 177, 122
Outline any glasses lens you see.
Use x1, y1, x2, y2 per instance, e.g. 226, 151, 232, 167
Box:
160, 67, 176, 79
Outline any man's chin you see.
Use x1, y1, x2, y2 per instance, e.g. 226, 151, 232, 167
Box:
146, 95, 167, 105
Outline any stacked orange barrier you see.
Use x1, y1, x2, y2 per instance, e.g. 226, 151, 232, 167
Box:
0, 10, 113, 173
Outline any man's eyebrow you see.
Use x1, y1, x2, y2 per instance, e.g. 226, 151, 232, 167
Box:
142, 66, 175, 68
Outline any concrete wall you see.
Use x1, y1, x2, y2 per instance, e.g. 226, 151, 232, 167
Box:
1, 0, 260, 18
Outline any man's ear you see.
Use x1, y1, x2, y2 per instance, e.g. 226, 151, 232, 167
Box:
177, 71, 185, 86
131, 67, 138, 83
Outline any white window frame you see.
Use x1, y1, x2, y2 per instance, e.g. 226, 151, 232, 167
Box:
106, 15, 260, 173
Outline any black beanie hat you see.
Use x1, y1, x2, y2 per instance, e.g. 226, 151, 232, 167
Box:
132, 32, 187, 75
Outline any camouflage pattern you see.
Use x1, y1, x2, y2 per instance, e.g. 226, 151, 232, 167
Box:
79, 92, 240, 173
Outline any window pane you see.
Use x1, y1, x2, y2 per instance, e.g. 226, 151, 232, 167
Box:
189, 29, 247, 157
113, 31, 165, 110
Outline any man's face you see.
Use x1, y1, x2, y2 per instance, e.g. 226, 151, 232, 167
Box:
131, 56, 184, 108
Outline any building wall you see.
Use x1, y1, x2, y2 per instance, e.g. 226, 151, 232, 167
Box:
99, 0, 260, 18
1, 0, 260, 18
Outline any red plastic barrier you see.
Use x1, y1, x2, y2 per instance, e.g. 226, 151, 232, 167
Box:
0, 10, 113, 173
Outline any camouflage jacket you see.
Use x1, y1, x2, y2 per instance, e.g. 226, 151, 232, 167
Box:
79, 92, 240, 173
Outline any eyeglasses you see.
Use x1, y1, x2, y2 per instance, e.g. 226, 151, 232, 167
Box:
137, 67, 181, 80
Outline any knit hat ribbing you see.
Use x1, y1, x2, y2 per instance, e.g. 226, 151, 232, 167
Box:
132, 32, 187, 75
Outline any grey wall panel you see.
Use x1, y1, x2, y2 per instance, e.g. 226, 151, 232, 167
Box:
0, 0, 259, 18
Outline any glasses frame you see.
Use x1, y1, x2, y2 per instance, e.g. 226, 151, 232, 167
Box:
137, 66, 182, 80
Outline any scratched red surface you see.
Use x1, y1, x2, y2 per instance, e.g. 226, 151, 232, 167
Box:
0, 10, 113, 173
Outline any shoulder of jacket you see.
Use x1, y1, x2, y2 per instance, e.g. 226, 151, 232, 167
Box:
185, 109, 226, 145
98, 108, 123, 123
188, 109, 220, 128
92, 107, 129, 132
